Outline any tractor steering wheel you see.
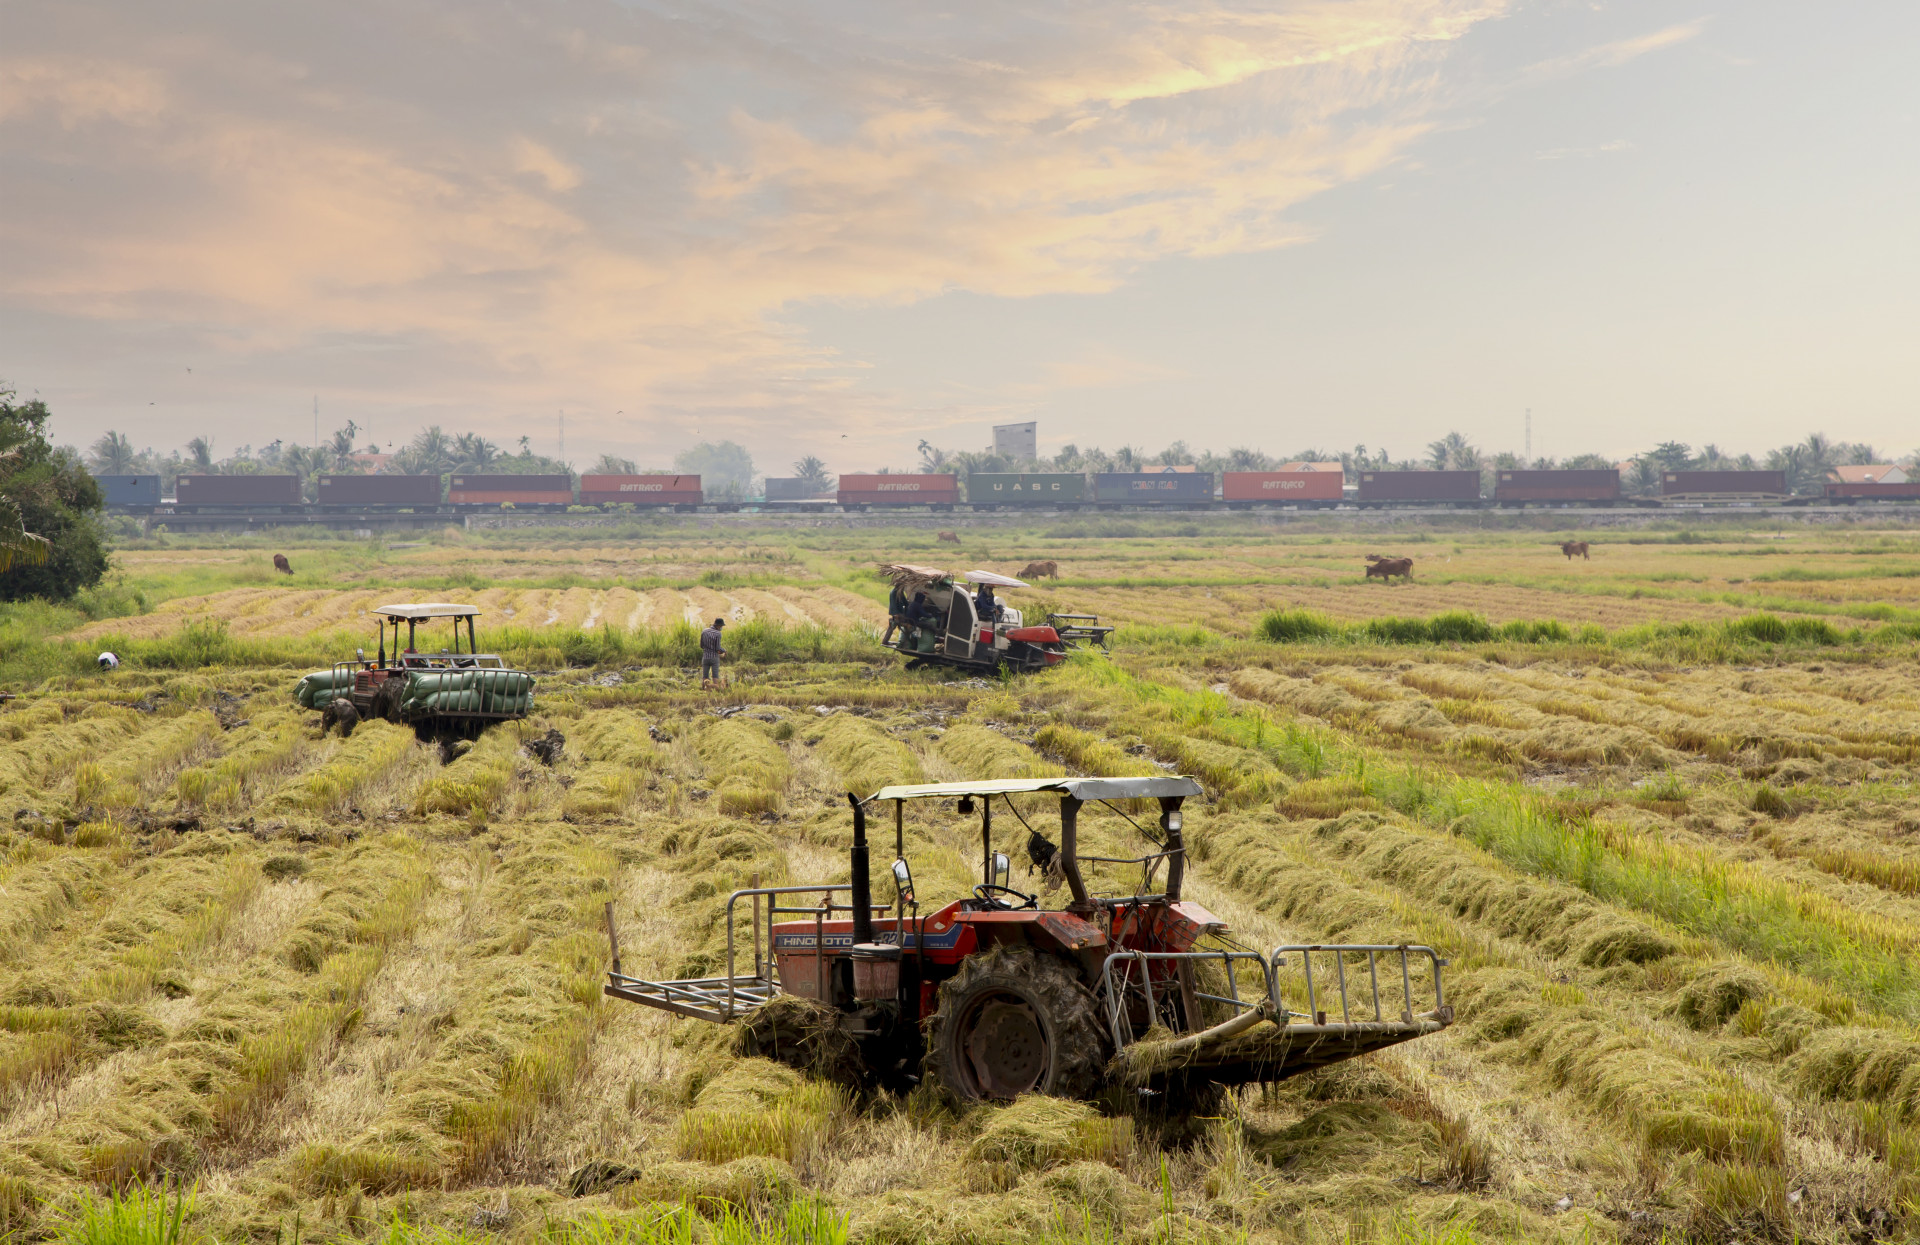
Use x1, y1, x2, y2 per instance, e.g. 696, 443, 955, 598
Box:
973, 883, 1037, 911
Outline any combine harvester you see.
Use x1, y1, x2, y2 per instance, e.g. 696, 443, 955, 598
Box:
294, 603, 535, 739
879, 563, 1104, 674
606, 776, 1451, 1107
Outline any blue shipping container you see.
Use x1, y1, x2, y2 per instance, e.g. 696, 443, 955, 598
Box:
1092, 472, 1215, 504
96, 475, 161, 508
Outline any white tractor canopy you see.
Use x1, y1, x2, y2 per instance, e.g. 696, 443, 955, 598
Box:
868, 776, 1202, 803
373, 603, 484, 620
964, 570, 1030, 589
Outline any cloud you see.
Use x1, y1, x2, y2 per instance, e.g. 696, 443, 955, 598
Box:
1518, 19, 1707, 85
0, 0, 1510, 459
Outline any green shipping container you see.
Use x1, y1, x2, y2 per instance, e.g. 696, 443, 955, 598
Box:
966, 473, 1086, 505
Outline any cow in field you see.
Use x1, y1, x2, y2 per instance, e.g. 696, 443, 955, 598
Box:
1560, 541, 1590, 560
1364, 554, 1413, 582
273, 554, 293, 574
936, 530, 961, 545
1018, 560, 1059, 580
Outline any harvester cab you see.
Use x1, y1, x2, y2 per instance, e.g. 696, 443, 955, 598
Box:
880, 564, 1076, 674
605, 775, 1452, 1106
292, 602, 535, 738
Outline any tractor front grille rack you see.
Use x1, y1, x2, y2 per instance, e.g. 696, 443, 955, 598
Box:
1102, 943, 1452, 1088
603, 884, 889, 1022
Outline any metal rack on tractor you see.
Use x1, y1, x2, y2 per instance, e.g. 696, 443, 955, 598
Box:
605, 776, 1451, 1105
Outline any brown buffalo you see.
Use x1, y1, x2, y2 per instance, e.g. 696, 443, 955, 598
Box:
936, 530, 961, 544
1560, 541, 1590, 560
1364, 556, 1413, 581
1018, 560, 1059, 579
273, 554, 293, 574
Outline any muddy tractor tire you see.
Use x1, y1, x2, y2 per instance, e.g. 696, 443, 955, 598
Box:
925, 944, 1110, 1102
369, 676, 406, 724
320, 699, 359, 738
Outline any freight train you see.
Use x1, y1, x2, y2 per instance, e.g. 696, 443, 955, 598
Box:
99, 464, 1913, 521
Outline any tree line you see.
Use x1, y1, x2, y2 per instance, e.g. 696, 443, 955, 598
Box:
905, 431, 1904, 497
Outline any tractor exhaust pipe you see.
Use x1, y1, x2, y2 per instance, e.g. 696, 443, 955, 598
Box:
847, 794, 874, 946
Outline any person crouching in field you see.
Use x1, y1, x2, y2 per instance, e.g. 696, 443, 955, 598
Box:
700, 617, 727, 687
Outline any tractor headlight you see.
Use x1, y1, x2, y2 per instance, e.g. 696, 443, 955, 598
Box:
1166, 810, 1183, 833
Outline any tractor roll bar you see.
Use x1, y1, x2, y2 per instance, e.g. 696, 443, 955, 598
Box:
722, 885, 890, 1018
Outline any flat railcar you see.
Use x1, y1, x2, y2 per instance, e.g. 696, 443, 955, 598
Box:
1355, 470, 1481, 506
1222, 471, 1342, 508
1494, 469, 1620, 506
317, 474, 443, 509
837, 474, 961, 509
578, 474, 702, 507
1661, 470, 1788, 501
1092, 472, 1215, 506
447, 474, 574, 508
967, 473, 1087, 507
175, 474, 303, 511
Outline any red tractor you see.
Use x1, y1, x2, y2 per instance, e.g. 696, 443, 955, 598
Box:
605, 776, 1450, 1104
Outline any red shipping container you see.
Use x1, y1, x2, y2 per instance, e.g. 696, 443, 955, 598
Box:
579, 475, 703, 506
1661, 470, 1786, 496
1221, 471, 1343, 503
448, 474, 573, 506
1826, 481, 1920, 500
837, 474, 961, 506
1357, 470, 1481, 503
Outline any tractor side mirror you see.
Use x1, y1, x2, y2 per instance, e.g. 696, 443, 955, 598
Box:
891, 858, 914, 904
957, 796, 975, 815
992, 852, 1011, 887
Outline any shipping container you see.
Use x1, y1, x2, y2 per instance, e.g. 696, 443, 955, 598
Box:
1825, 481, 1920, 501
95, 475, 161, 509
1092, 472, 1216, 505
1356, 470, 1481, 504
578, 474, 703, 506
1493, 469, 1620, 504
175, 474, 303, 508
967, 473, 1087, 505
317, 474, 443, 508
1221, 471, 1343, 505
763, 477, 835, 502
836, 474, 961, 508
1661, 470, 1787, 497
447, 474, 574, 506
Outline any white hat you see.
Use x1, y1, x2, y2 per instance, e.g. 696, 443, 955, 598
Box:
97, 651, 120, 669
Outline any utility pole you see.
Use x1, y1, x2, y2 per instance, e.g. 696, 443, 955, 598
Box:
1524, 409, 1531, 461
314, 395, 319, 447
558, 411, 565, 462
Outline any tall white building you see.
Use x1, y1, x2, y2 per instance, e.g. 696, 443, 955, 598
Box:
993, 421, 1037, 461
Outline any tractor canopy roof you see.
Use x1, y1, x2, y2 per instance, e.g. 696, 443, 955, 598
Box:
374, 603, 483, 620
867, 776, 1201, 803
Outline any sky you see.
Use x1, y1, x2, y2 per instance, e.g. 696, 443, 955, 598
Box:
2, 1, 1915, 473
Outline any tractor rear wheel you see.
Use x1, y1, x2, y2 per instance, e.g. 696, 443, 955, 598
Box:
926, 944, 1109, 1102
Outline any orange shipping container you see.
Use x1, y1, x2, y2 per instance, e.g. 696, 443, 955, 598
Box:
1221, 471, 1343, 503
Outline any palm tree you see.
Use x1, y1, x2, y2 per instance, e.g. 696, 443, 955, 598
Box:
87, 431, 140, 475
328, 423, 359, 469
1426, 432, 1479, 471
916, 440, 949, 473
451, 432, 499, 471
593, 453, 640, 475
792, 456, 832, 491
409, 426, 454, 475
186, 437, 215, 470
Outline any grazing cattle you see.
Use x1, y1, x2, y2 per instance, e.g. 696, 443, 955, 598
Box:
1017, 560, 1059, 580
1364, 555, 1414, 582
273, 554, 293, 574
936, 530, 961, 545
1560, 541, 1590, 561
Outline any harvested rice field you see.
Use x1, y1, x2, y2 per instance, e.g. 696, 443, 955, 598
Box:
5, 516, 1920, 1244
